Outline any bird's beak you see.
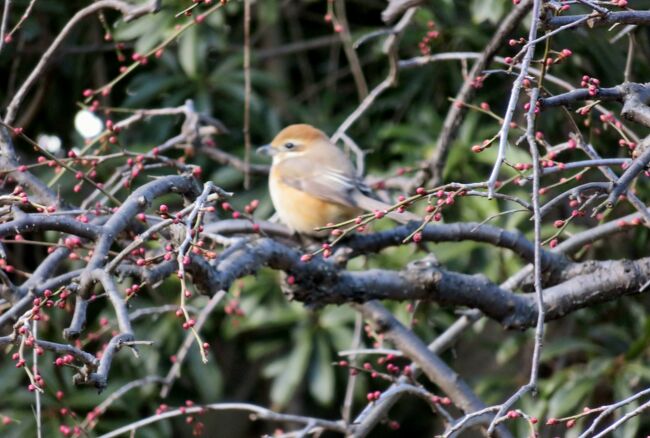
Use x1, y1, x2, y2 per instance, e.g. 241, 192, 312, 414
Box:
256, 144, 276, 156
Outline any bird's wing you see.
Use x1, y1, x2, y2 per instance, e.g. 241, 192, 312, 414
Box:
279, 167, 360, 207
279, 165, 421, 224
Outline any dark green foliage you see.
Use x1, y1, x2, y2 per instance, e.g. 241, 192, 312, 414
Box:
1, 0, 650, 436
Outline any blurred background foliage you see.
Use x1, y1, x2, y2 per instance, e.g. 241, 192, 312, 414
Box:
1, 0, 650, 436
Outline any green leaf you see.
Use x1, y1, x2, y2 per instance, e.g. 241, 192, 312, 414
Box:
179, 26, 199, 78
496, 336, 521, 365
470, 0, 505, 24
309, 333, 335, 405
188, 347, 223, 401
113, 13, 167, 41
548, 378, 595, 417
134, 26, 165, 54
625, 317, 650, 360
541, 338, 605, 361
123, 74, 185, 107
268, 329, 312, 409
613, 376, 640, 438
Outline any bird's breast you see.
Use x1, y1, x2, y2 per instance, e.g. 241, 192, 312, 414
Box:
269, 171, 360, 235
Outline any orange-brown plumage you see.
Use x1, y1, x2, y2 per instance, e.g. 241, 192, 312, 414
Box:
269, 169, 360, 234
259, 124, 419, 235
270, 124, 328, 146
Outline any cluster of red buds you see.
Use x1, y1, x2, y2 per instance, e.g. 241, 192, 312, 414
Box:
514, 162, 534, 171
546, 48, 573, 66
323, 10, 343, 33
323, 13, 343, 33
58, 424, 82, 437
418, 21, 440, 56
175, 309, 196, 330
54, 354, 75, 367
617, 139, 637, 154
471, 139, 495, 153
222, 201, 254, 220
580, 75, 601, 96
508, 37, 526, 47
546, 416, 576, 428
523, 100, 541, 114
224, 299, 244, 316
125, 284, 141, 298
540, 160, 565, 169
471, 75, 485, 89
599, 113, 623, 131
10, 185, 30, 205
321, 243, 333, 258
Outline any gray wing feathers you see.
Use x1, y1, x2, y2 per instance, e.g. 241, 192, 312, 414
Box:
280, 169, 358, 207
280, 167, 420, 224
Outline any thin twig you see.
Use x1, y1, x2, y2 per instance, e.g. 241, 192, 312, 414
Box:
624, 32, 635, 82
487, 0, 542, 197
574, 0, 610, 15
82, 376, 167, 430
0, 0, 11, 53
524, 14, 591, 51
4, 0, 160, 124
338, 132, 366, 177
591, 399, 650, 438
342, 313, 362, 424
540, 158, 630, 175
175, 182, 217, 363
243, 0, 251, 189
339, 348, 402, 357
579, 387, 650, 437
32, 319, 41, 438
331, 7, 416, 142
334, 0, 368, 101
420, 0, 534, 187
545, 10, 650, 29
159, 291, 226, 398
98, 403, 347, 438
491, 88, 546, 435
7, 0, 36, 38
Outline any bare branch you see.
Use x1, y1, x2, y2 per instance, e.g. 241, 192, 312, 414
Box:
544, 10, 650, 29
487, 87, 544, 435
421, 0, 534, 187
355, 302, 512, 438
3, 0, 161, 124
98, 402, 347, 438
331, 7, 416, 143
486, 0, 543, 197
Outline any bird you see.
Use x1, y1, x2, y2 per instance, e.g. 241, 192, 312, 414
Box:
257, 124, 420, 235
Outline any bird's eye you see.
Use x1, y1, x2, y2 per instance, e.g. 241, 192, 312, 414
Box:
284, 142, 295, 150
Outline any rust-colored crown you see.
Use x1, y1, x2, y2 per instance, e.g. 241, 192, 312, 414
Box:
271, 124, 328, 146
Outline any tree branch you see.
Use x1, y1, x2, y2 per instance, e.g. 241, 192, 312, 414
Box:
544, 10, 650, 29
4, 0, 161, 125
354, 301, 512, 438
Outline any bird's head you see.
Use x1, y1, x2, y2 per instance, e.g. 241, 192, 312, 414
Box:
257, 124, 329, 162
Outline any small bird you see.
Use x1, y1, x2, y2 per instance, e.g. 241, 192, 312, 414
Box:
257, 124, 420, 235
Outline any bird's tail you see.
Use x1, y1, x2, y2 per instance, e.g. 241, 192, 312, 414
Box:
351, 192, 422, 224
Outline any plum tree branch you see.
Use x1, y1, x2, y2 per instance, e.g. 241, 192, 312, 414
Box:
487, 0, 542, 197
354, 301, 513, 438
421, 0, 534, 187
4, 0, 161, 125
544, 10, 650, 29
